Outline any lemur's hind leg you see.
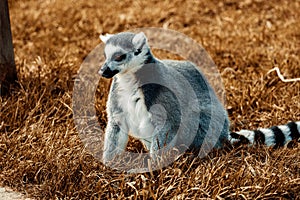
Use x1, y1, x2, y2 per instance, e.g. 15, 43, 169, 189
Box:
149, 125, 178, 160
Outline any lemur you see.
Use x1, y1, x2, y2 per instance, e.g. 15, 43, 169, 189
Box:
98, 31, 300, 164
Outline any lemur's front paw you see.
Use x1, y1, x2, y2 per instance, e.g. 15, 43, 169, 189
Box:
102, 152, 115, 165
102, 148, 124, 165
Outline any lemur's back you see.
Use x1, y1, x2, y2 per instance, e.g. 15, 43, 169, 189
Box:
157, 60, 230, 149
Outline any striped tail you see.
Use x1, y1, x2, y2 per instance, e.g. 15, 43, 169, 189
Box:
229, 121, 300, 148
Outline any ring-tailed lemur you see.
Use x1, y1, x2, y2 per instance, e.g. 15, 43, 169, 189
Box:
98, 32, 300, 163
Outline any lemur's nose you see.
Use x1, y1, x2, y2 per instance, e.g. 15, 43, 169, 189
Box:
99, 63, 120, 78
98, 63, 108, 75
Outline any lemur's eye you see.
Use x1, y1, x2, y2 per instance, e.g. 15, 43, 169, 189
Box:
114, 54, 126, 62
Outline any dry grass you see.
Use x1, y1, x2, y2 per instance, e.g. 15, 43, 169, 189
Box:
1, 0, 300, 199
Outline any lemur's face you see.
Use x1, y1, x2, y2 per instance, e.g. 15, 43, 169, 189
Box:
99, 32, 148, 78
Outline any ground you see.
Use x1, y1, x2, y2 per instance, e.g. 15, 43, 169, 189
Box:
0, 187, 31, 200
0, 0, 299, 199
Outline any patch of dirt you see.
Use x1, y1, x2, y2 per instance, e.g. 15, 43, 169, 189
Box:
0, 187, 31, 200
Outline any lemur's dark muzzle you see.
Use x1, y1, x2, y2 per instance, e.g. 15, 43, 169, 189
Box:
99, 63, 119, 78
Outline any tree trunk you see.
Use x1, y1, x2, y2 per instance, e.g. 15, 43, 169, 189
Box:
0, 0, 17, 96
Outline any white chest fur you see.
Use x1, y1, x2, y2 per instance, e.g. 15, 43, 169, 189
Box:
115, 73, 154, 146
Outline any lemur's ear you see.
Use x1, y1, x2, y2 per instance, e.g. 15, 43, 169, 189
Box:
132, 32, 147, 50
99, 33, 113, 43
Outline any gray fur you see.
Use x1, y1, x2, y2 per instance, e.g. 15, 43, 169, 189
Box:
106, 32, 135, 50
99, 32, 230, 163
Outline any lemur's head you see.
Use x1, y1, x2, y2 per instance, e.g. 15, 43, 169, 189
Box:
99, 32, 152, 78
